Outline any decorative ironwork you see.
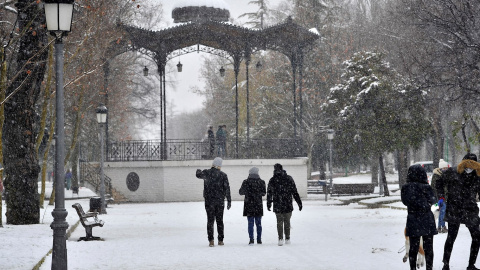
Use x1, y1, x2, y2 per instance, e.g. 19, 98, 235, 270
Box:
106, 138, 303, 162
126, 172, 140, 192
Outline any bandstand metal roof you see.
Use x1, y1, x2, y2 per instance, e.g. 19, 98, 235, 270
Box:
119, 16, 319, 62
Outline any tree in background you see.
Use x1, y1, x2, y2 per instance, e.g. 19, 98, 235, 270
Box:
323, 51, 430, 195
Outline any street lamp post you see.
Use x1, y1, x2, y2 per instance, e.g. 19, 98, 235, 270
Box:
44, 0, 75, 269
326, 129, 334, 201
96, 104, 108, 214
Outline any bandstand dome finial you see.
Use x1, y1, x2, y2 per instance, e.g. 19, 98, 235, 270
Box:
172, 0, 230, 23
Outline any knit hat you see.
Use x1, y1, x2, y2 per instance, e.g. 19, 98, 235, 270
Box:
212, 157, 223, 167
438, 159, 449, 169
249, 167, 259, 175
463, 153, 478, 162
274, 163, 283, 171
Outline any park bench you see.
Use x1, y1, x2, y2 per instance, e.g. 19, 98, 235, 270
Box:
72, 203, 105, 241
331, 183, 375, 196
307, 180, 328, 194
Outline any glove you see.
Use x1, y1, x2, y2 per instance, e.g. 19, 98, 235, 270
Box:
227, 201, 231, 210
298, 204, 303, 211
438, 198, 444, 207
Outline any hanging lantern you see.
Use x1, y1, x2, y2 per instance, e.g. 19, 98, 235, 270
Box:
177, 61, 183, 72
219, 66, 225, 77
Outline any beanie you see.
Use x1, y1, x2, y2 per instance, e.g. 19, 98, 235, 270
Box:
249, 167, 259, 175
274, 163, 283, 171
212, 157, 223, 167
438, 159, 449, 169
463, 153, 478, 162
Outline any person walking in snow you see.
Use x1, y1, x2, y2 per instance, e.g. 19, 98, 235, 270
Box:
267, 163, 302, 246
196, 157, 231, 247
436, 153, 480, 270
430, 159, 449, 233
64, 169, 72, 190
216, 125, 226, 158
207, 126, 215, 158
239, 167, 266, 245
401, 164, 437, 270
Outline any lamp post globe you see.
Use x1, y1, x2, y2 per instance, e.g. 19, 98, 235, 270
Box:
44, 0, 75, 269
96, 104, 108, 215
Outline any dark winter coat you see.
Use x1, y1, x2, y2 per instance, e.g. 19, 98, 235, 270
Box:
267, 169, 302, 213
401, 164, 438, 238
196, 167, 231, 205
239, 174, 266, 217
430, 168, 447, 201
435, 159, 480, 226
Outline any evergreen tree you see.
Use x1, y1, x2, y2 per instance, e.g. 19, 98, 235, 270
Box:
323, 51, 430, 195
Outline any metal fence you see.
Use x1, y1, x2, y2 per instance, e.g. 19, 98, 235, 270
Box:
106, 138, 303, 161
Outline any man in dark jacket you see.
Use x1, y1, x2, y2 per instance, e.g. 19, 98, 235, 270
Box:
239, 167, 266, 245
207, 126, 215, 158
436, 153, 480, 270
401, 164, 438, 270
267, 163, 302, 246
196, 157, 232, 247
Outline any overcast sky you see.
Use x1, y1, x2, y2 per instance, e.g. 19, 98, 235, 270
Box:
155, 0, 283, 114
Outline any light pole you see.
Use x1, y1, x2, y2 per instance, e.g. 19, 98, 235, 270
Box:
326, 129, 334, 201
44, 0, 75, 269
96, 104, 108, 214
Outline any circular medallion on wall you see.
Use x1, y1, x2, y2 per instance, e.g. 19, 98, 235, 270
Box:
126, 172, 140, 192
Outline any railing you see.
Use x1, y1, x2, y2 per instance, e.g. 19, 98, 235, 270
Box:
106, 138, 304, 161
79, 160, 112, 195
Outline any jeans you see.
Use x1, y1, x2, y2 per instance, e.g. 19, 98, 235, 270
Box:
438, 203, 446, 228
247, 216, 262, 240
275, 212, 292, 240
205, 202, 225, 241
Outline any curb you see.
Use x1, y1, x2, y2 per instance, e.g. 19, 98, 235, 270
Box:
32, 220, 80, 270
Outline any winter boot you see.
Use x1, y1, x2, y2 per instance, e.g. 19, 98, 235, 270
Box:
218, 240, 224, 246
442, 226, 448, 233
442, 263, 449, 270
285, 238, 291, 245
467, 265, 480, 270
257, 239, 262, 244
249, 239, 254, 246
278, 239, 284, 246
209, 240, 214, 247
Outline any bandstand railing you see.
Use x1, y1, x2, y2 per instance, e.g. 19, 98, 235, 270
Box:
106, 138, 303, 161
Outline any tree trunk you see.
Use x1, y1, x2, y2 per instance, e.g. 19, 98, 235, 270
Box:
371, 157, 378, 185
0, 46, 7, 227
397, 148, 408, 188
3, 0, 48, 224
379, 154, 390, 196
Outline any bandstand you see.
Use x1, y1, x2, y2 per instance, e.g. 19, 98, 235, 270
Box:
102, 0, 319, 161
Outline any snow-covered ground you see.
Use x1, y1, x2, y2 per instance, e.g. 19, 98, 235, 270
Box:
1, 174, 478, 270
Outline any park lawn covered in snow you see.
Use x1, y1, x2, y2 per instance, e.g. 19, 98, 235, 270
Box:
1, 175, 478, 270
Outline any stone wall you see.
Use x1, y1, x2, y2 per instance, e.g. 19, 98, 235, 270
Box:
103, 158, 308, 202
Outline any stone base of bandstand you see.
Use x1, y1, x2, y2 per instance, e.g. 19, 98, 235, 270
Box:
103, 158, 308, 202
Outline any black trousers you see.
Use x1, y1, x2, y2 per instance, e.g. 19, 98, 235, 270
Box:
409, 235, 434, 270
443, 222, 480, 266
205, 202, 225, 241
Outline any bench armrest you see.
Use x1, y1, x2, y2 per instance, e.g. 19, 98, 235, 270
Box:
84, 212, 98, 218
